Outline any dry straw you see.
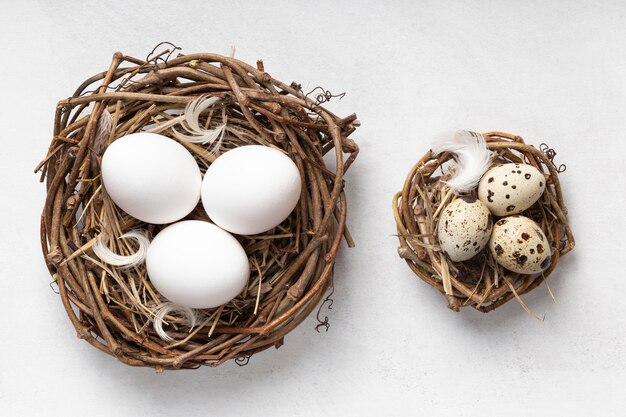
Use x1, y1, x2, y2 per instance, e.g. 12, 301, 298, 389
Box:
393, 132, 574, 314
36, 45, 359, 370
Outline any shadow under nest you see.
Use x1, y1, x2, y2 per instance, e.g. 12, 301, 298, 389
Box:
37, 48, 360, 369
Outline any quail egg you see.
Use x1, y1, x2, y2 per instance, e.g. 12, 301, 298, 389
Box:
478, 163, 546, 216
437, 196, 493, 262
489, 215, 552, 274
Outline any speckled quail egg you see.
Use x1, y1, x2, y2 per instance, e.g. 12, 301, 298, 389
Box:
478, 163, 546, 216
489, 215, 552, 274
437, 196, 493, 262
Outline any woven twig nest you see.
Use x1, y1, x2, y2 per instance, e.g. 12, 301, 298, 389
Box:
393, 132, 574, 313
37, 47, 359, 369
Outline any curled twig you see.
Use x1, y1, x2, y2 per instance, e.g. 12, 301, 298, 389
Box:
146, 41, 182, 64
235, 356, 251, 366
540, 142, 567, 173
49, 279, 60, 294
305, 86, 346, 105
315, 285, 335, 333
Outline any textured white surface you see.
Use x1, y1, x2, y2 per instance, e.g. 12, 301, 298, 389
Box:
1, 1, 625, 416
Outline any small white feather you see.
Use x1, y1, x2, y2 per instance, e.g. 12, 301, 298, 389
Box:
172, 95, 228, 153
431, 130, 492, 193
153, 303, 198, 343
92, 229, 150, 268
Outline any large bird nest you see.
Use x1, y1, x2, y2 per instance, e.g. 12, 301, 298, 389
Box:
393, 132, 574, 314
36, 46, 359, 369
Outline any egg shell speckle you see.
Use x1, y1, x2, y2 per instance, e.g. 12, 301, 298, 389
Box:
489, 215, 552, 274
437, 196, 493, 262
477, 163, 546, 216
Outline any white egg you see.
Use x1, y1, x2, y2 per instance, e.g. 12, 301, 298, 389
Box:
477, 163, 546, 216
146, 220, 250, 309
202, 145, 302, 235
101, 132, 202, 224
489, 215, 552, 274
437, 197, 493, 262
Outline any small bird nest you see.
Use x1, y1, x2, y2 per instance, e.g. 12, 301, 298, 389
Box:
36, 45, 359, 369
393, 132, 574, 314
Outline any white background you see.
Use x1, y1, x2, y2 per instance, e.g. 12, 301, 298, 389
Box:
1, 1, 625, 416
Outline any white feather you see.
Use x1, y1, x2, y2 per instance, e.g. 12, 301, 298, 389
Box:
171, 95, 228, 153
153, 303, 198, 343
431, 130, 492, 193
92, 229, 150, 268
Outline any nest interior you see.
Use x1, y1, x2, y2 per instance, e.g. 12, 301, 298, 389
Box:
37, 47, 359, 369
393, 132, 574, 313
